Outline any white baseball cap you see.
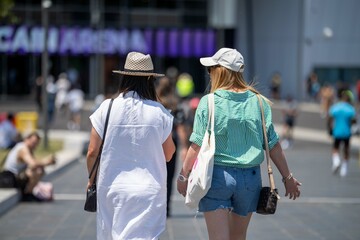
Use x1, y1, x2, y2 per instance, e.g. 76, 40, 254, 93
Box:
200, 48, 244, 72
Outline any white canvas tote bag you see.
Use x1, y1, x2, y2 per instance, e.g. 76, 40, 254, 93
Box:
185, 93, 215, 209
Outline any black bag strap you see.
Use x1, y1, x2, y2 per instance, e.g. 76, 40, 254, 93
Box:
88, 98, 114, 180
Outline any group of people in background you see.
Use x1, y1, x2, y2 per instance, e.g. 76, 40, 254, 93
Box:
272, 68, 359, 179
155, 67, 200, 217
35, 70, 84, 131
269, 70, 358, 179
294, 71, 358, 178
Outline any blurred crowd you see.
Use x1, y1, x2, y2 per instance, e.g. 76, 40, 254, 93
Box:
0, 68, 85, 153
35, 70, 85, 131
273, 71, 359, 178
154, 66, 200, 217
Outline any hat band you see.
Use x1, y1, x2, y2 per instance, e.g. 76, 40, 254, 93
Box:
124, 68, 154, 73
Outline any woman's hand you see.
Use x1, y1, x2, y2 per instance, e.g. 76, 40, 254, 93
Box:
177, 143, 200, 197
177, 175, 188, 197
269, 143, 302, 200
87, 180, 92, 189
284, 176, 302, 200
47, 154, 57, 165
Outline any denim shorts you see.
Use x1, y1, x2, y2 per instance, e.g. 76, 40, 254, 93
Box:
198, 165, 262, 216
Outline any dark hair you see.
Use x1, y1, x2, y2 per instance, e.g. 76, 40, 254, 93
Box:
118, 75, 158, 101
341, 90, 353, 103
7, 112, 15, 121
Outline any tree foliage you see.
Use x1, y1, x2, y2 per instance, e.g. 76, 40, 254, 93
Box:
0, 0, 18, 23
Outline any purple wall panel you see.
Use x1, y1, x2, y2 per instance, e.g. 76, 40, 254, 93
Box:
0, 26, 216, 57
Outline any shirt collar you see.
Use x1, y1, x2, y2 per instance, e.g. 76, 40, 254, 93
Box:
214, 89, 254, 101
119, 91, 141, 99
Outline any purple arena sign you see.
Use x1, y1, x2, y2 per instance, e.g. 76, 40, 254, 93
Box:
0, 26, 216, 57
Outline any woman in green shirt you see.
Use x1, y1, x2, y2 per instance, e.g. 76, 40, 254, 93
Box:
177, 48, 301, 240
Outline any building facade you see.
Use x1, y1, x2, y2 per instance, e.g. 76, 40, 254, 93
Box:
0, 0, 215, 99
236, 0, 360, 100
1, 0, 360, 100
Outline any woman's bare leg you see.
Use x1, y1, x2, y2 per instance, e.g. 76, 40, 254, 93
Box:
229, 212, 252, 240
204, 209, 230, 240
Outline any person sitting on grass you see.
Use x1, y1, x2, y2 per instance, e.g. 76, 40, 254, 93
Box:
1, 132, 56, 200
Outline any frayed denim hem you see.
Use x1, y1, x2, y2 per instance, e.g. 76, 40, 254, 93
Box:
201, 206, 254, 217
197, 205, 233, 216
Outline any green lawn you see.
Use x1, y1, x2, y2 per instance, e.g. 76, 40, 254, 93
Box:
0, 139, 63, 170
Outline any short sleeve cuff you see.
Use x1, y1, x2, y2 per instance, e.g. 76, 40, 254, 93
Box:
163, 115, 174, 143
267, 124, 280, 150
189, 132, 203, 146
89, 111, 103, 139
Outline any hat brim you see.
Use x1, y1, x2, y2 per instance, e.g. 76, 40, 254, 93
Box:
112, 70, 165, 77
200, 57, 218, 67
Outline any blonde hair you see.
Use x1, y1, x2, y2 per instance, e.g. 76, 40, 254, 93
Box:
209, 66, 271, 104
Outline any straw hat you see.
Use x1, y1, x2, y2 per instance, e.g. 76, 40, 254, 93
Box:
113, 52, 164, 77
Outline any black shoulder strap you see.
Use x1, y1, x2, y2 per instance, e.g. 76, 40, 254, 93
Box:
88, 98, 114, 180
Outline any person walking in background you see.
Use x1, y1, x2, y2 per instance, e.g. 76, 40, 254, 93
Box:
280, 95, 298, 150
55, 72, 70, 112
156, 76, 187, 218
270, 72, 282, 100
86, 52, 175, 239
66, 83, 84, 131
34, 75, 57, 123
319, 84, 335, 119
177, 48, 301, 240
308, 72, 320, 101
46, 75, 57, 124
34, 76, 43, 112
328, 90, 356, 177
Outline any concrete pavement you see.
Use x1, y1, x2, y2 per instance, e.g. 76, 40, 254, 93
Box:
1, 135, 359, 240
0, 99, 360, 239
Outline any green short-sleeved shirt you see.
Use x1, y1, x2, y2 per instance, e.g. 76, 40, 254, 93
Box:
189, 90, 279, 168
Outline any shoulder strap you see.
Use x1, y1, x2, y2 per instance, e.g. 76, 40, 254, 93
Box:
88, 98, 114, 180
207, 93, 215, 131
256, 95, 279, 197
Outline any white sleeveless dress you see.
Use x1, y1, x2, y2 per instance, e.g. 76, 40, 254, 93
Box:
89, 92, 173, 240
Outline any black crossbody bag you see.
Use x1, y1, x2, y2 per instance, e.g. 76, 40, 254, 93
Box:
84, 98, 114, 212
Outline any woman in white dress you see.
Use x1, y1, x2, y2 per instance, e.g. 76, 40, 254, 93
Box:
86, 52, 176, 240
